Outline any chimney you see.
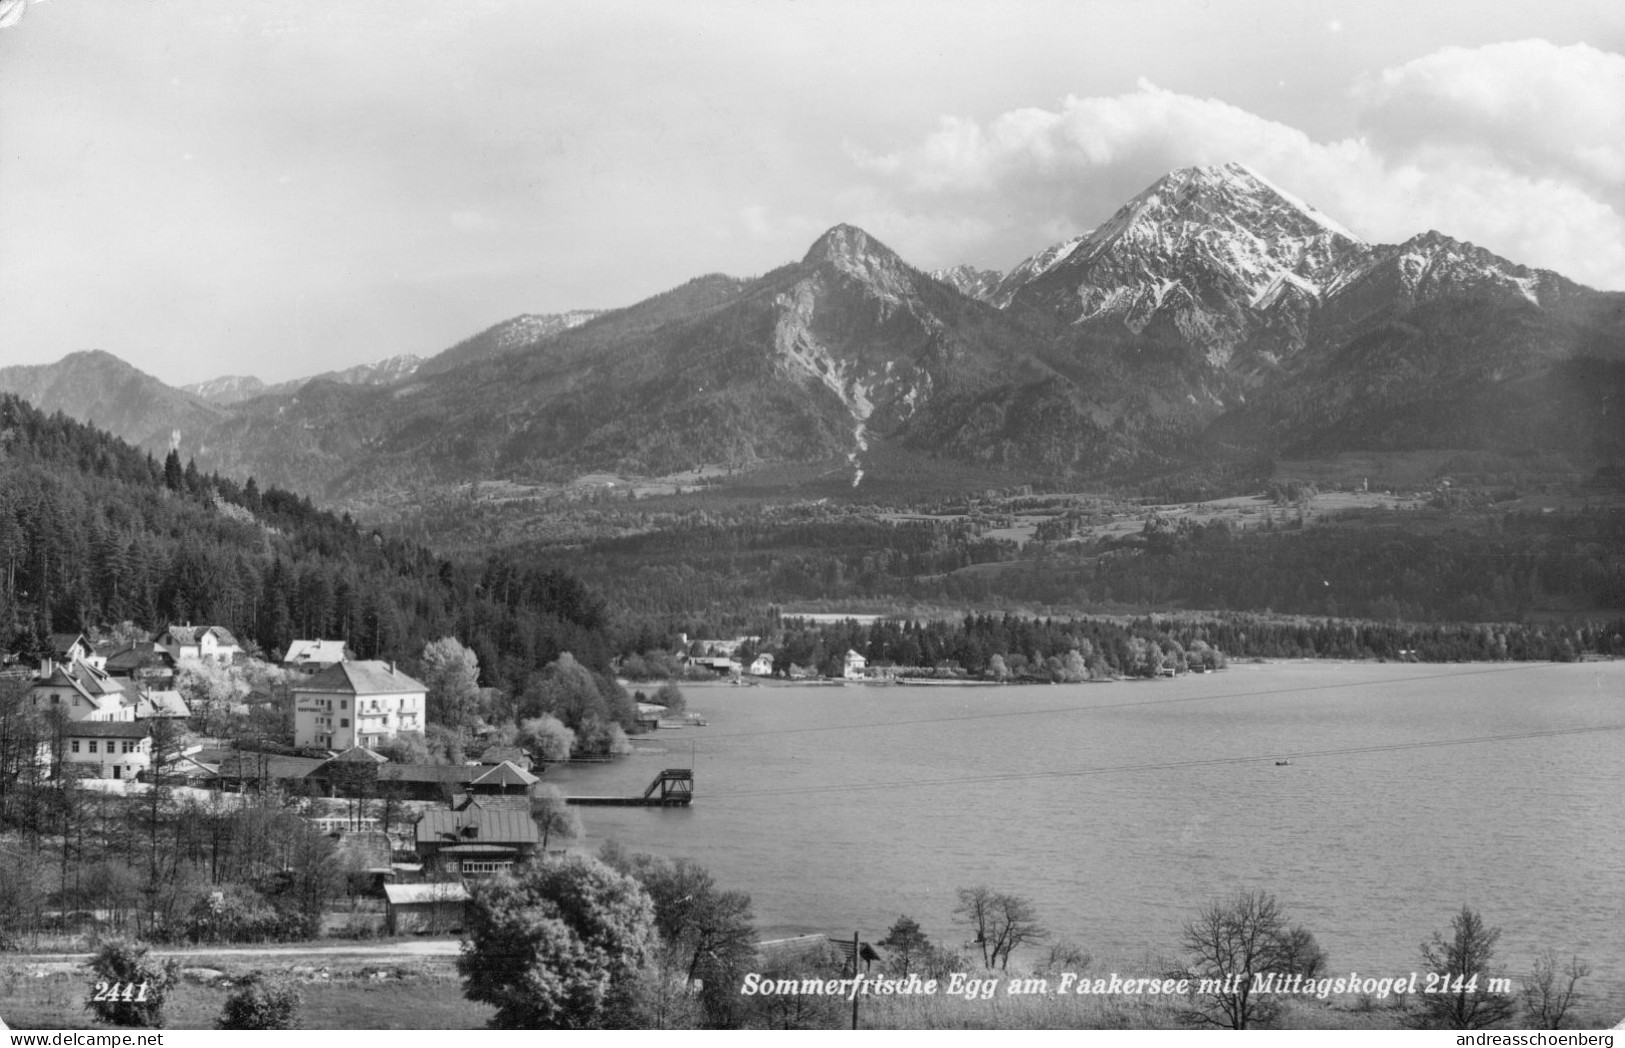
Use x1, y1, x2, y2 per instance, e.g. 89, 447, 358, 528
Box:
389, 661, 396, 674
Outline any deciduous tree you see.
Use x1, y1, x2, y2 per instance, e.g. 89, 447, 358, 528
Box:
1178, 889, 1319, 1029
953, 886, 1047, 971
1521, 949, 1589, 1030
459, 855, 657, 1029
1408, 906, 1516, 1029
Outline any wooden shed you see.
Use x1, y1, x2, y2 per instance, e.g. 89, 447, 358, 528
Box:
383, 881, 471, 935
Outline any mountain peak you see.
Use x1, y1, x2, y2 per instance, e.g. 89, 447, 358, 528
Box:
803, 224, 904, 267
1111, 162, 1362, 245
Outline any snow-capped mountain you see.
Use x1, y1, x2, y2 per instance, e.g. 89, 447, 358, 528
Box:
182, 375, 267, 405
417, 309, 607, 376
185, 354, 423, 405
998, 162, 1371, 370
930, 264, 1003, 302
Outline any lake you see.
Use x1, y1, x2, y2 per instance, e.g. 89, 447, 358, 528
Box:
544, 661, 1625, 1018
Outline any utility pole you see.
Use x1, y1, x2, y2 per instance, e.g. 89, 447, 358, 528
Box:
851, 930, 860, 1030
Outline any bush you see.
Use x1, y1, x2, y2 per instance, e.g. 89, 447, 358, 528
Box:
217, 972, 302, 1029
85, 939, 180, 1027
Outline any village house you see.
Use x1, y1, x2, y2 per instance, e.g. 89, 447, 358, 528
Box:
292, 660, 427, 750
46, 633, 95, 668
155, 624, 242, 663
843, 649, 867, 680
281, 638, 352, 676
748, 653, 774, 676
61, 721, 152, 781
102, 641, 177, 687
413, 806, 541, 878
31, 660, 134, 722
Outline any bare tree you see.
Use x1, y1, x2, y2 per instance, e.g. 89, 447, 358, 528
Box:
1179, 889, 1316, 1029
1521, 949, 1589, 1030
953, 886, 1047, 971
1408, 907, 1516, 1029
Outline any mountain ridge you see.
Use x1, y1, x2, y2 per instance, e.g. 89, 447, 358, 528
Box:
4, 163, 1621, 504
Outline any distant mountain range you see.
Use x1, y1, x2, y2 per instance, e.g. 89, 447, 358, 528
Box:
182, 353, 427, 405
5, 164, 1622, 503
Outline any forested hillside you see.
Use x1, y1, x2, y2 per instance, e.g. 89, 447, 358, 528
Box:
0, 395, 610, 689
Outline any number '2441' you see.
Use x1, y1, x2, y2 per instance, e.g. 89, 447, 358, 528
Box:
92, 981, 150, 1003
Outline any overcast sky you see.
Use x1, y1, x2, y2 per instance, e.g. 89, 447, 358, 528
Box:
3, 0, 1623, 386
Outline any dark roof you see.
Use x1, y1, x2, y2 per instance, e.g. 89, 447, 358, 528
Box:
213, 753, 326, 780
105, 643, 175, 675
416, 807, 540, 846
65, 721, 152, 739
48, 633, 90, 656
457, 794, 534, 812
293, 660, 427, 696
36, 661, 125, 701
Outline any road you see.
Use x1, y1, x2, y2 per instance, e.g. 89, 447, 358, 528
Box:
9, 939, 463, 966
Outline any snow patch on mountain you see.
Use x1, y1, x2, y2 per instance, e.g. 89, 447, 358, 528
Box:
493, 310, 603, 351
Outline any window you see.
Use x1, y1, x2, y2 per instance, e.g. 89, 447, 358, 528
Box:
71, 740, 80, 753
340, 718, 349, 728
340, 699, 348, 710
88, 741, 97, 753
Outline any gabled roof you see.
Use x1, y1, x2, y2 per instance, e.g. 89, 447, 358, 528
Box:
48, 633, 90, 657
135, 690, 190, 718
36, 660, 125, 702
161, 625, 240, 648
470, 761, 539, 788
328, 744, 390, 764
292, 660, 427, 696
283, 639, 350, 665
104, 642, 175, 675
416, 807, 540, 846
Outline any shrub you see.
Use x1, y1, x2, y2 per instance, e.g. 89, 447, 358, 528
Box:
85, 939, 180, 1027
217, 972, 303, 1029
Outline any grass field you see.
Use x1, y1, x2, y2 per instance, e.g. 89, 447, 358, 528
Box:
0, 961, 492, 1031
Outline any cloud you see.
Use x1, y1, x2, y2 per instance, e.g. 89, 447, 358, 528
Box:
847, 44, 1625, 290
1355, 40, 1625, 202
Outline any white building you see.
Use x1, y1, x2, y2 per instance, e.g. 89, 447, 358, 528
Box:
748, 653, 775, 677
843, 650, 867, 680
32, 660, 133, 722
62, 721, 151, 781
156, 624, 242, 663
293, 660, 427, 750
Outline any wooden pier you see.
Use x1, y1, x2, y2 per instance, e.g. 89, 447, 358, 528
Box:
566, 768, 693, 807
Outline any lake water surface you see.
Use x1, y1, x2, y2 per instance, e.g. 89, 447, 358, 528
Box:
545, 662, 1624, 1017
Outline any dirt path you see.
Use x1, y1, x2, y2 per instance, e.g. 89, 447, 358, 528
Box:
9, 939, 463, 966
